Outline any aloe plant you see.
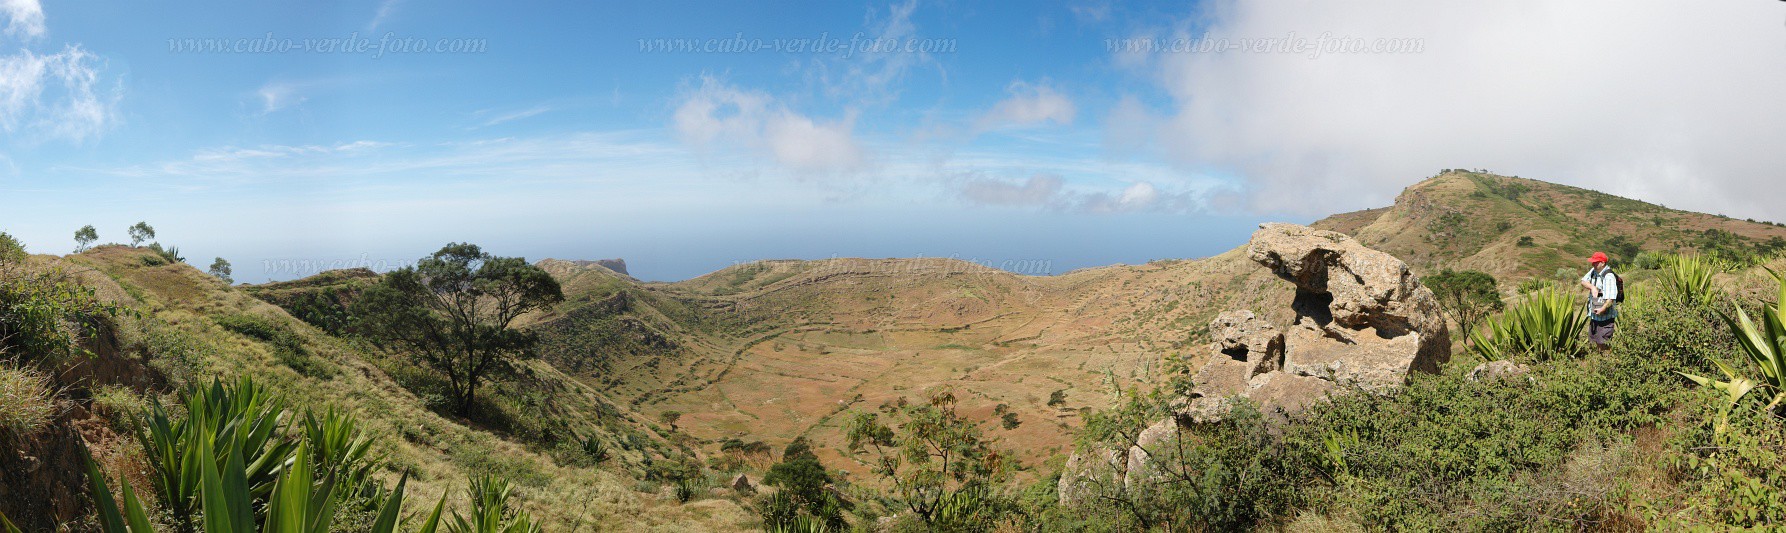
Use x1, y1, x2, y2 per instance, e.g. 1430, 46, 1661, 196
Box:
1469, 286, 1587, 361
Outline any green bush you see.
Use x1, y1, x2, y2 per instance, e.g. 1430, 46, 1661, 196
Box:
0, 260, 122, 364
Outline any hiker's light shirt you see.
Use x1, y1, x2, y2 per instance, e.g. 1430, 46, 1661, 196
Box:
1581, 267, 1619, 321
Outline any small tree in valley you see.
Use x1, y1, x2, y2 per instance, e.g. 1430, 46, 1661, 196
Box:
845, 390, 1015, 530
1425, 269, 1503, 344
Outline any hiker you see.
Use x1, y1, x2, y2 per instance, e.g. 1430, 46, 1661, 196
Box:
1578, 251, 1619, 350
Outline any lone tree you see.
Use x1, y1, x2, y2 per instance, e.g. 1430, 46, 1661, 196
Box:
208, 257, 233, 283
846, 390, 1014, 529
128, 221, 156, 247
1425, 269, 1504, 344
352, 243, 563, 416
74, 225, 98, 252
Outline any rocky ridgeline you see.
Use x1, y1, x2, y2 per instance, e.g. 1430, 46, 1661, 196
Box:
1060, 223, 1451, 504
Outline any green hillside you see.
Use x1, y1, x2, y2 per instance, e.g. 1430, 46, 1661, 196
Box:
1314, 171, 1786, 281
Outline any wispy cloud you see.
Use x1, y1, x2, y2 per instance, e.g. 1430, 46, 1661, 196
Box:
256, 81, 307, 114
952, 173, 1202, 214
367, 0, 402, 31
473, 105, 552, 128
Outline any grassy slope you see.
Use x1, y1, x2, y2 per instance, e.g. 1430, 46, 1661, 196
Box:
1312, 171, 1786, 282
68, 245, 752, 532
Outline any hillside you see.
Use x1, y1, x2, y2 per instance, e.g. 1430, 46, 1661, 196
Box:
1312, 171, 1786, 281
2, 245, 753, 531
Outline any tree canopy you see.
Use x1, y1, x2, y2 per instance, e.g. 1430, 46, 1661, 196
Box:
351, 243, 562, 416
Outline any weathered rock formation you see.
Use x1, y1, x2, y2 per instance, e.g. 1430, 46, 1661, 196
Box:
1060, 223, 1451, 505
1185, 223, 1451, 416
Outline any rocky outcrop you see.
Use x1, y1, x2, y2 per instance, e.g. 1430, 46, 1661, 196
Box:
1060, 223, 1450, 505
1183, 223, 1450, 417
570, 258, 629, 276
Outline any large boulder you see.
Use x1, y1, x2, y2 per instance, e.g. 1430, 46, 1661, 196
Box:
1247, 222, 1450, 374
1060, 223, 1450, 505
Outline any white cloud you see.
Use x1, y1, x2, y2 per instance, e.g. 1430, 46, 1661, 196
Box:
953, 173, 1198, 214
0, 45, 115, 142
1, 0, 43, 40
672, 76, 866, 175
1130, 0, 1786, 220
975, 81, 1076, 132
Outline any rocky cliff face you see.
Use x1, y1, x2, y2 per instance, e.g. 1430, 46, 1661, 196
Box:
1060, 223, 1451, 504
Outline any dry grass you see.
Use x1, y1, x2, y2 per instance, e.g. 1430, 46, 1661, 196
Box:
0, 364, 55, 434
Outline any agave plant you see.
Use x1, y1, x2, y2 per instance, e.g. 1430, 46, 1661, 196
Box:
91, 381, 447, 533
301, 407, 379, 501
139, 377, 300, 531
1662, 253, 1727, 304
1470, 286, 1587, 361
448, 475, 543, 533
1685, 268, 1786, 427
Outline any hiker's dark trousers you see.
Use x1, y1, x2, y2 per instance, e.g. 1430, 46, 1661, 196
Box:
1589, 318, 1616, 346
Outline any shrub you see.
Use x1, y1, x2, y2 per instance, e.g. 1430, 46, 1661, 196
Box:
1632, 250, 1669, 271
0, 232, 24, 263
0, 260, 122, 365
146, 242, 183, 264
760, 437, 847, 530
846, 390, 1017, 530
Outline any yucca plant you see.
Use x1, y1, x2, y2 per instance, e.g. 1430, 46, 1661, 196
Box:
1470, 286, 1587, 361
1661, 253, 1726, 304
1685, 268, 1786, 429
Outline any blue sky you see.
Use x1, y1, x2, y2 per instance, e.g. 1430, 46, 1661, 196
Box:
3, 1, 1784, 282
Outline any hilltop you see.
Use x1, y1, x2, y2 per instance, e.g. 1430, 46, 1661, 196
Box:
1313, 171, 1786, 280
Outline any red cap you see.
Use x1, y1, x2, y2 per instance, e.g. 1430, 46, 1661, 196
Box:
1589, 252, 1609, 264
